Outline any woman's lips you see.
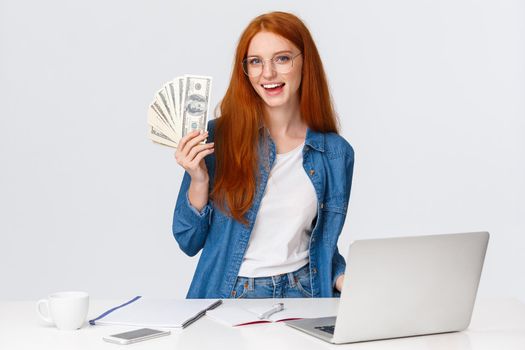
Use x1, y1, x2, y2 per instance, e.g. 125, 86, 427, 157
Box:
261, 83, 285, 96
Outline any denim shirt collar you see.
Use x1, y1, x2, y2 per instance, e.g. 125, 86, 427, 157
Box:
305, 128, 325, 152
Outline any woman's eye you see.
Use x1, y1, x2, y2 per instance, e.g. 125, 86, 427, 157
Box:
275, 55, 291, 64
248, 57, 261, 65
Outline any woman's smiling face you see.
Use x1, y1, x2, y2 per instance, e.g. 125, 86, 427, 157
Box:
246, 31, 303, 110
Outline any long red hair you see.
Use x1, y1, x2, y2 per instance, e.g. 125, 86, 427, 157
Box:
211, 11, 339, 224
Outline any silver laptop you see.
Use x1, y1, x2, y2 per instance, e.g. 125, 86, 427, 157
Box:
285, 231, 489, 344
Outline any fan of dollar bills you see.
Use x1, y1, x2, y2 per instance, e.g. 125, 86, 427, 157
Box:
147, 75, 213, 148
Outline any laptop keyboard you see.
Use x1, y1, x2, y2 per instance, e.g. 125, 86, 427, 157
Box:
314, 325, 335, 335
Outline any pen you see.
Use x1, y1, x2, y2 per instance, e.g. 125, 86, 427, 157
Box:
181, 299, 223, 329
258, 302, 284, 320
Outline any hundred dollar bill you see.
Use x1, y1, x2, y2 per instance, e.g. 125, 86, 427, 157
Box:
178, 76, 184, 118
147, 75, 213, 149
147, 105, 177, 142
155, 88, 178, 136
167, 81, 178, 120
180, 75, 213, 138
151, 100, 178, 139
149, 125, 177, 148
167, 80, 183, 143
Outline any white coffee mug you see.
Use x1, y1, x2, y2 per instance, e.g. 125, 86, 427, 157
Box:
37, 291, 89, 330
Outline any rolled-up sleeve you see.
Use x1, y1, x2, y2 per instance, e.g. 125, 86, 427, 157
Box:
172, 171, 212, 257
332, 145, 354, 292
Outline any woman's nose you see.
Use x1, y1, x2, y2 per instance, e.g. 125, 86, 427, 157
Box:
261, 61, 276, 79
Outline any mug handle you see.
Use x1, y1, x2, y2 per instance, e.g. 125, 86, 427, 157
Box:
36, 299, 53, 324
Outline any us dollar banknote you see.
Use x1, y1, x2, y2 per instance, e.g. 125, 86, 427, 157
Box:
180, 75, 212, 138
147, 74, 213, 149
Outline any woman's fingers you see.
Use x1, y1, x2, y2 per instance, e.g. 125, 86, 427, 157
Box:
335, 275, 345, 292
177, 130, 200, 153
175, 131, 199, 164
182, 131, 209, 155
175, 130, 208, 165
187, 142, 214, 163
188, 147, 215, 169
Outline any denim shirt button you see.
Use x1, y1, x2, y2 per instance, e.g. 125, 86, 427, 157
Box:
309, 169, 315, 176
312, 267, 318, 274
320, 203, 324, 209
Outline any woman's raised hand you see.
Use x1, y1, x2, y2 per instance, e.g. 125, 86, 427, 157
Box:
335, 275, 345, 292
174, 130, 215, 184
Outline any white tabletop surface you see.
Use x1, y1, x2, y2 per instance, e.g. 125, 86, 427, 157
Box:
1, 297, 524, 350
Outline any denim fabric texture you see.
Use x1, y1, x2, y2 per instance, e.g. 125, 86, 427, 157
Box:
172, 119, 354, 299
231, 263, 313, 299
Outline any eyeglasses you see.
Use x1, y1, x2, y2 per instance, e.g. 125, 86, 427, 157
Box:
242, 52, 302, 77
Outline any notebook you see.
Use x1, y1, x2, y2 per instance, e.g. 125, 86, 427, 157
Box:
89, 296, 221, 328
206, 298, 338, 327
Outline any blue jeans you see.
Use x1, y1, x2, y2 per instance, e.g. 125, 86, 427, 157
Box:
230, 264, 313, 299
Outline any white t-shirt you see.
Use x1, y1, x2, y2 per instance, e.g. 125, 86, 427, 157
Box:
238, 142, 318, 277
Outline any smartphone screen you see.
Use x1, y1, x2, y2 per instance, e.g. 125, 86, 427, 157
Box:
104, 328, 170, 344
112, 328, 164, 340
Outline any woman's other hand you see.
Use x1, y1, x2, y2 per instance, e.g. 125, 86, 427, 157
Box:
335, 275, 345, 292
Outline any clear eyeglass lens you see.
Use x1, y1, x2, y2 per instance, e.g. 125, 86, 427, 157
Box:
243, 54, 296, 77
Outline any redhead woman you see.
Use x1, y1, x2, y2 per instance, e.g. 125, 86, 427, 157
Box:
172, 11, 354, 299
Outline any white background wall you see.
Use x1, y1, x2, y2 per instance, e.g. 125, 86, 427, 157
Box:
1, 0, 523, 302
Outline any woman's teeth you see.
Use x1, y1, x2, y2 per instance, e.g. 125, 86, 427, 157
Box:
262, 83, 285, 89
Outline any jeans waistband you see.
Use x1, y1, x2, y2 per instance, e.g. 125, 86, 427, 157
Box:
238, 263, 310, 291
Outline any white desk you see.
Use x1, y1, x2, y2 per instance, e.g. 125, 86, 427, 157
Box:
1, 298, 524, 350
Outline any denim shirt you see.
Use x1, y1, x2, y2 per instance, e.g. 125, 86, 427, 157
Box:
172, 119, 354, 299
